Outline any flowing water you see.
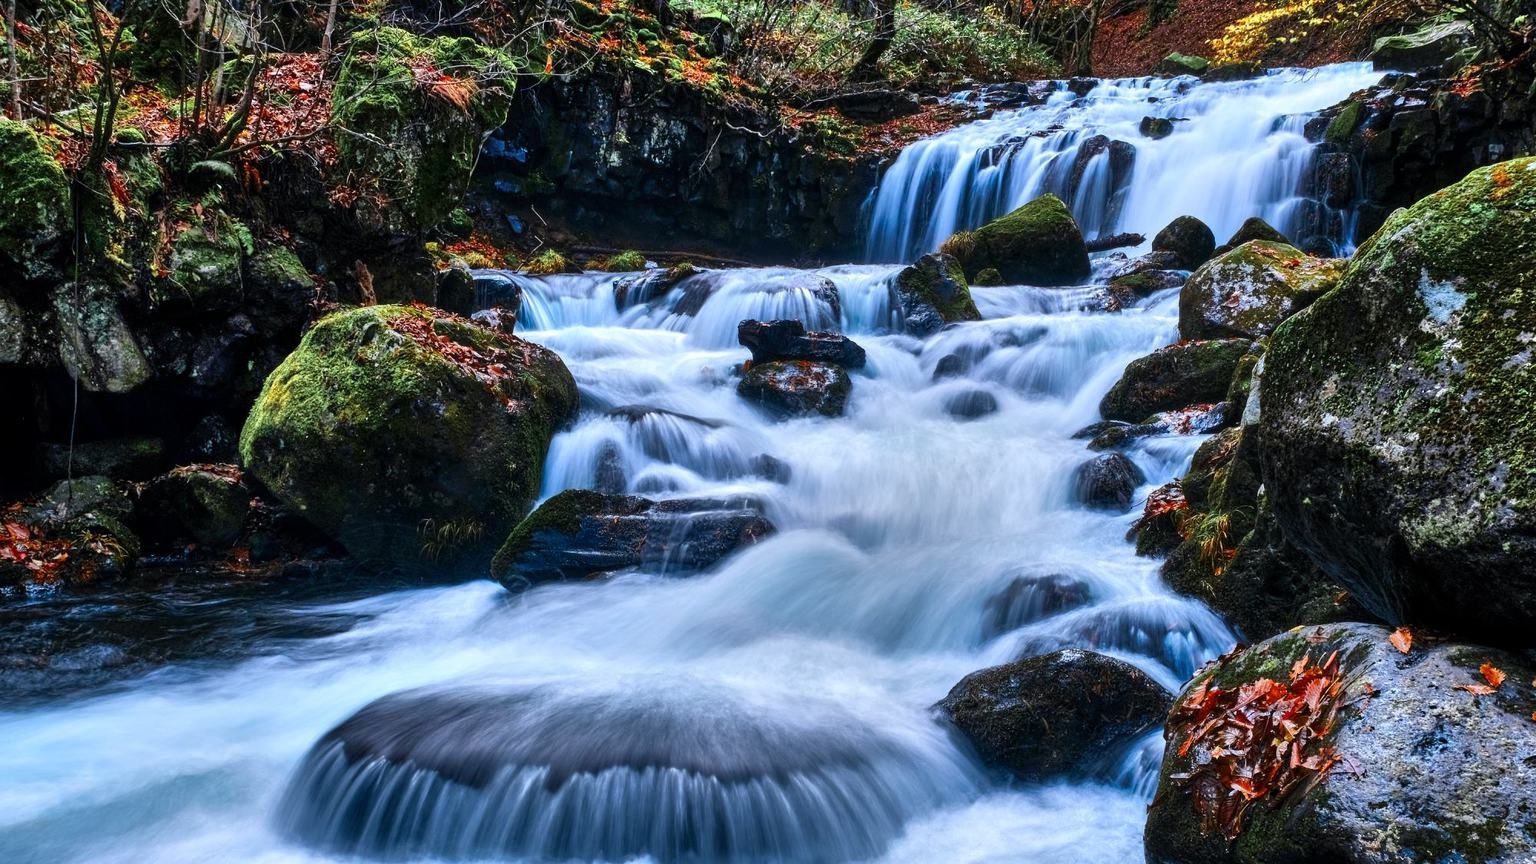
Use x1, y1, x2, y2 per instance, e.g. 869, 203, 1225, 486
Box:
0, 64, 1382, 864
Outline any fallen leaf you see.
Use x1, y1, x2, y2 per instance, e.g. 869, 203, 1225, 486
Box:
1388, 627, 1412, 654
1480, 663, 1506, 689
1457, 684, 1498, 696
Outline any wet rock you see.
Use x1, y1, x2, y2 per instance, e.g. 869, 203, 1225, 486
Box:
749, 454, 792, 483
1218, 216, 1291, 253
1315, 152, 1356, 209
1152, 215, 1216, 270
932, 353, 971, 379
0, 118, 72, 282
1260, 159, 1536, 645
1086, 422, 1163, 451
435, 264, 478, 316
1179, 241, 1343, 340
1371, 19, 1475, 73
972, 267, 1003, 286
737, 360, 852, 418
614, 265, 692, 309
136, 464, 252, 549
471, 270, 526, 310
1133, 482, 1186, 556
53, 279, 154, 394
490, 489, 774, 585
1146, 623, 1536, 864
893, 253, 981, 337
937, 649, 1172, 781
1099, 339, 1249, 423
1101, 269, 1189, 311
738, 319, 866, 369
2, 477, 140, 599
944, 388, 999, 420
1068, 136, 1135, 215
1072, 453, 1145, 511
38, 437, 166, 481
1139, 116, 1175, 140
1105, 250, 1185, 282
828, 89, 921, 122
955, 194, 1090, 287
593, 442, 627, 494
470, 305, 519, 335
981, 572, 1092, 639
239, 304, 578, 575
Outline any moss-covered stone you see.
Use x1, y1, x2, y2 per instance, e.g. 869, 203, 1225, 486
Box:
1323, 99, 1364, 147
1099, 339, 1249, 422
959, 194, 1089, 287
1180, 241, 1343, 340
238, 304, 578, 574
0, 119, 71, 282
52, 278, 154, 394
1152, 215, 1216, 269
1261, 158, 1536, 646
1157, 53, 1210, 76
331, 28, 516, 232
137, 464, 252, 548
892, 252, 981, 336
161, 218, 252, 310
601, 250, 647, 272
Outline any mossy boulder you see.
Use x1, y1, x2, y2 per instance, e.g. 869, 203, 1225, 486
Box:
1158, 53, 1210, 76
959, 195, 1089, 287
1179, 241, 1344, 340
0, 119, 71, 282
2, 477, 140, 599
490, 490, 775, 586
893, 253, 981, 336
331, 28, 516, 232
1371, 19, 1475, 73
1099, 339, 1250, 423
1146, 623, 1536, 864
936, 649, 1171, 782
136, 464, 252, 549
737, 359, 852, 418
238, 304, 578, 574
161, 219, 252, 310
1152, 215, 1216, 270
52, 279, 154, 394
1260, 159, 1536, 645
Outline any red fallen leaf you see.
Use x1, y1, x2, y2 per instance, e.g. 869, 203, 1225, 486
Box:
1388, 627, 1412, 654
1480, 663, 1507, 689
1457, 684, 1498, 696
5, 521, 30, 540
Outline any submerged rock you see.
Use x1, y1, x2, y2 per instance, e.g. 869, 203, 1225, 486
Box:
738, 359, 852, 418
1099, 339, 1249, 423
489, 489, 774, 585
944, 388, 999, 420
1152, 215, 1216, 270
1146, 623, 1536, 864
981, 572, 1092, 639
239, 304, 578, 575
893, 253, 981, 337
1072, 453, 1145, 511
936, 649, 1171, 782
738, 319, 866, 368
1180, 241, 1343, 340
955, 194, 1090, 287
1260, 159, 1536, 645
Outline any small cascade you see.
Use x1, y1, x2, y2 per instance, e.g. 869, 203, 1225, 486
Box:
863, 64, 1384, 263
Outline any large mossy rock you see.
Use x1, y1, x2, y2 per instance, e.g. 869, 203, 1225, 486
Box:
1371, 19, 1475, 73
1261, 159, 1536, 645
959, 195, 1089, 287
53, 279, 154, 394
1099, 339, 1249, 423
1145, 623, 1536, 864
892, 253, 981, 336
239, 304, 578, 574
331, 28, 516, 232
1180, 241, 1344, 340
936, 649, 1171, 782
0, 119, 71, 282
490, 489, 775, 586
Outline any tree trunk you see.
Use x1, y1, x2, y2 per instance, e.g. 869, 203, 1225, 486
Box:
5, 0, 20, 119
849, 0, 895, 83
321, 0, 340, 56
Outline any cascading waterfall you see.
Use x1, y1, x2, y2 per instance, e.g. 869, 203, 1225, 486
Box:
0, 65, 1391, 864
863, 64, 1384, 263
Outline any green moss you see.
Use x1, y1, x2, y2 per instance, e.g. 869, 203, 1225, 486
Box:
489, 488, 625, 576
602, 250, 647, 272
964, 194, 1089, 286
0, 119, 71, 280
1325, 100, 1364, 146
895, 253, 982, 325
1159, 52, 1210, 75
331, 27, 516, 231
526, 249, 569, 275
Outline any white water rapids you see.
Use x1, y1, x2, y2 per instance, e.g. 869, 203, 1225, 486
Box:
0, 63, 1383, 864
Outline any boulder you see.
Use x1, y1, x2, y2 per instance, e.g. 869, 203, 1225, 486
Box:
239, 304, 578, 574
1099, 339, 1250, 423
1, 477, 140, 598
737, 319, 866, 368
0, 119, 71, 282
1072, 453, 1145, 511
1158, 53, 1210, 76
1371, 19, 1476, 73
892, 253, 981, 337
490, 489, 774, 585
1221, 217, 1291, 251
1152, 216, 1216, 270
1146, 623, 1536, 864
936, 649, 1172, 781
957, 195, 1090, 287
1179, 241, 1344, 340
1260, 159, 1536, 645
980, 572, 1092, 639
944, 388, 999, 420
1140, 116, 1175, 140
737, 360, 852, 418
53, 279, 154, 394
136, 464, 252, 549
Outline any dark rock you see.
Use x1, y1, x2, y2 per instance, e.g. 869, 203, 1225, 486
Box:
1067, 137, 1136, 219
1315, 152, 1356, 208
1152, 215, 1216, 270
136, 464, 252, 549
593, 442, 626, 494
471, 270, 526, 310
932, 353, 970, 380
1179, 241, 1343, 340
39, 437, 166, 481
893, 253, 981, 337
937, 649, 1172, 781
1099, 340, 1249, 423
184, 416, 238, 463
1133, 482, 1186, 556
1146, 623, 1536, 864
1371, 19, 1475, 73
827, 89, 922, 122
1139, 116, 1175, 139
944, 389, 999, 420
1260, 159, 1536, 645
1105, 250, 1185, 282
738, 360, 852, 418
749, 454, 792, 483
1072, 453, 1145, 511
470, 305, 519, 335
1157, 53, 1209, 76
1220, 216, 1290, 251
1202, 62, 1262, 82
957, 194, 1090, 287
738, 319, 866, 369
436, 265, 478, 316
490, 489, 774, 584
980, 572, 1092, 639
1, 477, 140, 599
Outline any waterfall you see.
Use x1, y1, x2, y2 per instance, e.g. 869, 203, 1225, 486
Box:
863, 64, 1383, 263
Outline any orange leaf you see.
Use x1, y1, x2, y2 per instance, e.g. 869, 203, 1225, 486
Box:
1388, 627, 1412, 654
1457, 684, 1498, 696
1480, 663, 1506, 689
